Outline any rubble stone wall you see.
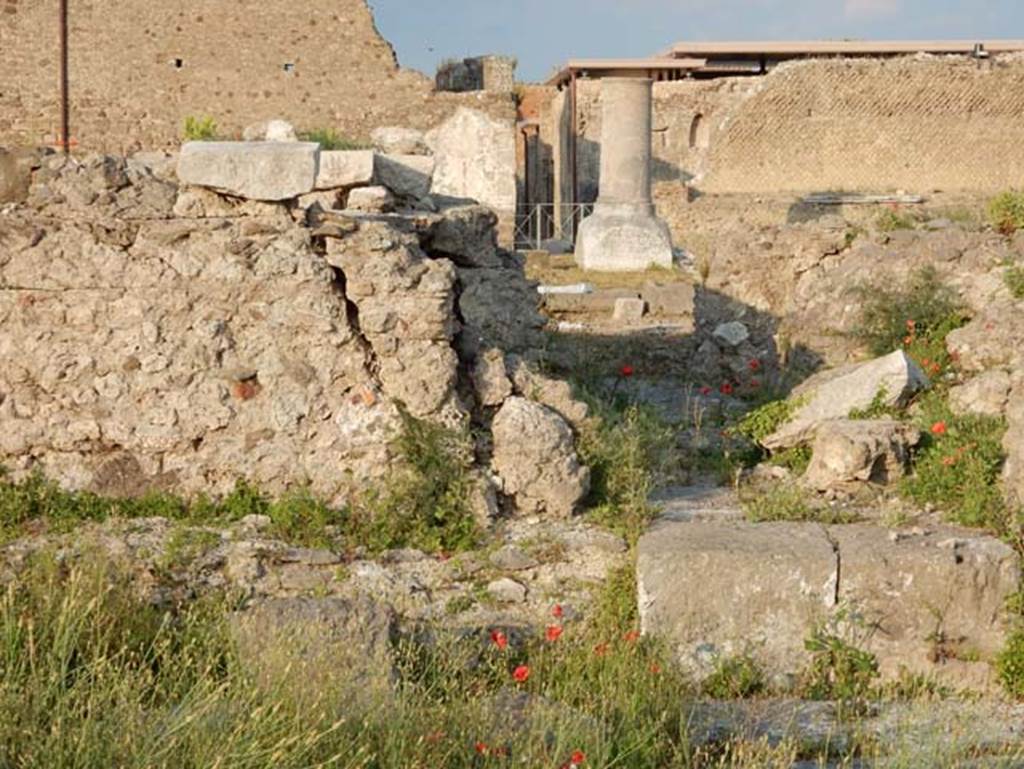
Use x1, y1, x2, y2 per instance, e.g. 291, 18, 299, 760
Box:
0, 0, 513, 153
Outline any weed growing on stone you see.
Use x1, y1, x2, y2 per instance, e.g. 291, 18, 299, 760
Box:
733, 398, 796, 446
577, 393, 678, 546
801, 609, 880, 716
1004, 263, 1024, 300
997, 592, 1024, 700
851, 266, 967, 359
701, 655, 766, 699
741, 483, 859, 525
0, 410, 480, 555
876, 208, 917, 232
988, 190, 1024, 235
300, 128, 372, 150
182, 115, 219, 141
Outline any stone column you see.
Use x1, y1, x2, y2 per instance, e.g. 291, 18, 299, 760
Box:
575, 78, 674, 272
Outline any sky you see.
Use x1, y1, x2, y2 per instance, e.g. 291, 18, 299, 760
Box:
369, 0, 1022, 82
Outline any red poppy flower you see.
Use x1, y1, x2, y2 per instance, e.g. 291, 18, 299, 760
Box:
942, 455, 957, 467
748, 359, 762, 372
719, 383, 734, 396
931, 421, 948, 436
624, 630, 640, 643
593, 643, 609, 657
552, 604, 564, 619
700, 386, 712, 396
475, 741, 488, 755
490, 630, 508, 650
571, 750, 586, 765
546, 625, 563, 642
906, 319, 916, 331
512, 665, 530, 683
620, 364, 635, 378
650, 663, 662, 674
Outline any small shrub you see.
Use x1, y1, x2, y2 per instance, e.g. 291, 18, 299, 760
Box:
299, 128, 370, 150
733, 399, 796, 446
702, 655, 766, 699
1005, 264, 1024, 300
766, 445, 812, 475
997, 630, 1024, 700
183, 115, 218, 141
900, 393, 1008, 531
876, 208, 917, 232
851, 266, 967, 360
988, 190, 1024, 235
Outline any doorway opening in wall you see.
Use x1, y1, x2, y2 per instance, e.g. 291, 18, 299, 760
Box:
689, 113, 710, 150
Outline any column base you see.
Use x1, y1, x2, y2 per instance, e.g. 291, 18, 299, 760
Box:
574, 207, 674, 272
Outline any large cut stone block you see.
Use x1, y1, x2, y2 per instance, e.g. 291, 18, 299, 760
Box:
177, 141, 319, 201
575, 209, 674, 272
427, 107, 516, 214
315, 150, 376, 190
374, 154, 435, 199
638, 520, 839, 679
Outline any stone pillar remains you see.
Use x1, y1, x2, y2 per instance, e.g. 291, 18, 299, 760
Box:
574, 78, 674, 272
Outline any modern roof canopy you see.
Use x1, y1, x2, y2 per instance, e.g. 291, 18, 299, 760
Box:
546, 39, 1024, 87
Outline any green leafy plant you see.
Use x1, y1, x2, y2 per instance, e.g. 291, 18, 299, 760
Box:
742, 483, 859, 524
848, 386, 898, 420
851, 266, 967, 361
900, 392, 1008, 531
988, 190, 1024, 235
183, 115, 219, 141
299, 128, 371, 150
733, 399, 796, 446
997, 631, 1024, 700
802, 609, 880, 714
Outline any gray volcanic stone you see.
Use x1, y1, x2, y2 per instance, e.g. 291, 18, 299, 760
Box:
374, 154, 435, 199
177, 141, 319, 201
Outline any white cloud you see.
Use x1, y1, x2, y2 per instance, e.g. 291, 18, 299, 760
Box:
844, 0, 901, 18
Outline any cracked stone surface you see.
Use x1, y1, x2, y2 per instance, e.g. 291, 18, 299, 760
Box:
637, 489, 1021, 692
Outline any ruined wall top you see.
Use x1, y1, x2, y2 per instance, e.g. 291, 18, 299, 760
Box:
436, 56, 517, 94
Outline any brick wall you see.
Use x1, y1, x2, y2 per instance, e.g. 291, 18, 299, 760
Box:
0, 0, 513, 153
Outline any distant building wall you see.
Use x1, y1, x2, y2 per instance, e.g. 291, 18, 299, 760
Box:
0, 0, 514, 153
552, 54, 1024, 234
436, 56, 516, 94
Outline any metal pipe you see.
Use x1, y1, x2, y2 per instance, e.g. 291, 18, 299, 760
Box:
59, 0, 70, 154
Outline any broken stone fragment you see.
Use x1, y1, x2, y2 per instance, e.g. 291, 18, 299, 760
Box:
802, 419, 921, 492
370, 126, 430, 156
491, 397, 590, 518
176, 141, 319, 201
472, 348, 513, 407
764, 350, 929, 450
612, 297, 646, 322
346, 185, 395, 213
713, 321, 750, 347
242, 119, 298, 142
315, 150, 376, 190
486, 577, 528, 603
374, 153, 435, 199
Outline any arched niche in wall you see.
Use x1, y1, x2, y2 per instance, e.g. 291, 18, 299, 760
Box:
689, 113, 710, 150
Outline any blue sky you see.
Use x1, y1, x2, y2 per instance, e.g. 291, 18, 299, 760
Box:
369, 0, 1021, 82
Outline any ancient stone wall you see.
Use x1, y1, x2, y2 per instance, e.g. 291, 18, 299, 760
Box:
553, 55, 1024, 228
437, 56, 517, 94
0, 0, 514, 153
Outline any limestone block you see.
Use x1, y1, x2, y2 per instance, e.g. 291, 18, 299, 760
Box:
428, 205, 502, 267
802, 419, 921, 491
374, 154, 435, 199
948, 369, 1013, 417
427, 107, 517, 215
491, 397, 589, 518
315, 150, 376, 190
638, 520, 839, 679
765, 351, 929, 450
243, 119, 298, 142
371, 126, 429, 156
833, 524, 1020, 689
642, 282, 696, 316
575, 209, 674, 272
231, 597, 395, 706
543, 288, 640, 316
612, 297, 646, 322
472, 348, 513, 407
177, 141, 319, 201
346, 185, 394, 213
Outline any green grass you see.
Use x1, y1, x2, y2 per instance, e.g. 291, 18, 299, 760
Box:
701, 655, 766, 700
732, 399, 796, 447
182, 115, 219, 141
299, 128, 371, 151
0, 408, 480, 555
741, 483, 859, 525
1005, 264, 1024, 300
876, 208, 917, 232
988, 190, 1024, 235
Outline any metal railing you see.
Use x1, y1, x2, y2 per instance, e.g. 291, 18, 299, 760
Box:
514, 203, 594, 250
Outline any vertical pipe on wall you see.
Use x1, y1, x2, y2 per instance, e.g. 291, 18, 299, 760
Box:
59, 0, 70, 154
